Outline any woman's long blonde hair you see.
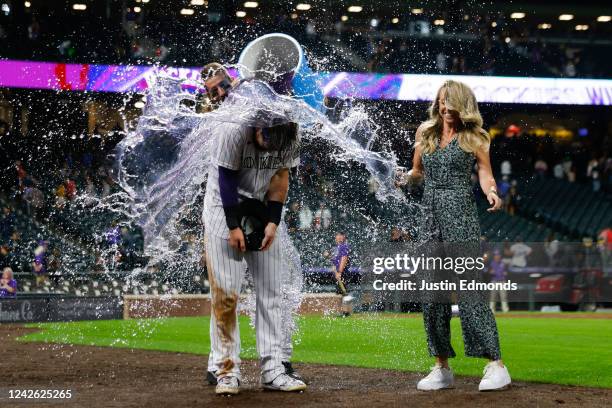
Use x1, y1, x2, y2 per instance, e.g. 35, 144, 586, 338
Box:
419, 80, 490, 154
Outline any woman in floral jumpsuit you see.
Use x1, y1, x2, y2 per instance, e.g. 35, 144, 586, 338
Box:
401, 80, 511, 392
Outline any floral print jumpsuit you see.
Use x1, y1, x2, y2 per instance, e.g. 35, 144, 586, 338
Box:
420, 137, 501, 360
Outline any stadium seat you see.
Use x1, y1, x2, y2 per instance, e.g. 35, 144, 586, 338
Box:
517, 177, 610, 239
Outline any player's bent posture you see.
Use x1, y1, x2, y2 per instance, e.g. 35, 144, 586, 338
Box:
203, 120, 306, 395
201, 63, 305, 388
400, 80, 511, 392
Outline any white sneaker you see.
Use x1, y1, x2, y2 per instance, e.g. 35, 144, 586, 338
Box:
215, 376, 240, 395
263, 373, 307, 392
479, 361, 511, 391
417, 365, 454, 390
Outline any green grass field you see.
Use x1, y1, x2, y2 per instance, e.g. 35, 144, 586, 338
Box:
19, 314, 612, 388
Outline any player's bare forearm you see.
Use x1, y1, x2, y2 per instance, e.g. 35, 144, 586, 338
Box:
260, 223, 277, 251
266, 168, 289, 203
260, 168, 289, 251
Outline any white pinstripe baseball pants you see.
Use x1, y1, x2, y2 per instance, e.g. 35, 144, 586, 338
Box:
205, 233, 285, 383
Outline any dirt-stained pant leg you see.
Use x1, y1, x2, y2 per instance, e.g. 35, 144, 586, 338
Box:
244, 236, 286, 383
205, 234, 245, 379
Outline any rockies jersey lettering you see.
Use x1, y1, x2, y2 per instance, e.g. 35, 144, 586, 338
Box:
242, 155, 283, 170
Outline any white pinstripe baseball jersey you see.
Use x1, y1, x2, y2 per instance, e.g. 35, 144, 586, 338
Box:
202, 123, 299, 239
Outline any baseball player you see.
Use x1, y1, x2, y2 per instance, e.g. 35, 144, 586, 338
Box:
203, 109, 305, 395
331, 231, 354, 317
332, 231, 350, 296
201, 64, 305, 389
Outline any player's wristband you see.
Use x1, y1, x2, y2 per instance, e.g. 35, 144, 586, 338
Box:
267, 200, 283, 226
223, 205, 241, 230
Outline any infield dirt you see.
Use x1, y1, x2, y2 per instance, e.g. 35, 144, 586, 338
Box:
2, 325, 609, 408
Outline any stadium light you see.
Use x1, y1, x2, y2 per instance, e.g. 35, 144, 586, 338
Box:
348, 6, 362, 13
411, 8, 423, 14
72, 3, 86, 10
559, 14, 574, 21
244, 1, 258, 8
24, 1, 30, 7
236, 10, 246, 17
296, 3, 311, 11
434, 19, 445, 25
575, 24, 589, 30
597, 16, 611, 22
341, 15, 348, 21
370, 18, 378, 27
190, 0, 205, 5
510, 12, 525, 19
392, 17, 399, 24
141, 0, 149, 2
491, 21, 497, 27
538, 23, 552, 29
180, 8, 194, 15
133, 6, 141, 12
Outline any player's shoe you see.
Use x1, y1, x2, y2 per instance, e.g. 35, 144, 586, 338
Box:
282, 361, 306, 383
263, 373, 307, 392
478, 361, 511, 391
206, 370, 218, 385
417, 365, 454, 391
215, 376, 240, 395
